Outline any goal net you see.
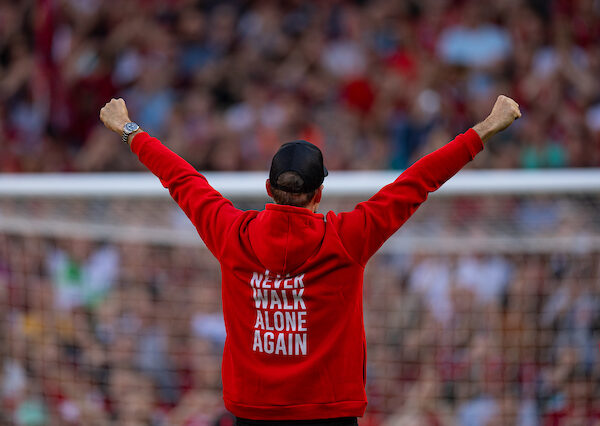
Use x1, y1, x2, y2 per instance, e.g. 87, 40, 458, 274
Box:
1, 170, 599, 425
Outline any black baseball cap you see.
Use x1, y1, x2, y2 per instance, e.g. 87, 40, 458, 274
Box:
269, 140, 328, 193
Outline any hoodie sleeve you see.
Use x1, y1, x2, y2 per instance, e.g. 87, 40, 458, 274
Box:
130, 132, 242, 258
331, 129, 483, 266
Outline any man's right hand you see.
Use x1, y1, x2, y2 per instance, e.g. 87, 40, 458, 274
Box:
473, 95, 522, 144
100, 98, 132, 135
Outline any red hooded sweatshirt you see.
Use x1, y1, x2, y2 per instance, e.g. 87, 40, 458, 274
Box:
130, 129, 483, 420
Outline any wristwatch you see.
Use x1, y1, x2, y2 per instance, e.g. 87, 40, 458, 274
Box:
122, 122, 140, 144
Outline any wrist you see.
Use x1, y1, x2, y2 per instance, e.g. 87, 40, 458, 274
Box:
114, 118, 131, 134
472, 117, 497, 144
127, 129, 143, 146
122, 121, 140, 144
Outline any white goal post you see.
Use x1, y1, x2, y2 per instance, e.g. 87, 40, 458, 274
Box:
0, 169, 598, 198
0, 169, 598, 253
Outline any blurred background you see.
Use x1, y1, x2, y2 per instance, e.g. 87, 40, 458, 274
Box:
1, 0, 599, 425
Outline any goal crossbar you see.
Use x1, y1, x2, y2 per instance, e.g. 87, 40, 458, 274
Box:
0, 169, 598, 198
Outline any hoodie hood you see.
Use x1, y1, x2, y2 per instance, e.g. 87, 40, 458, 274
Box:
248, 204, 325, 274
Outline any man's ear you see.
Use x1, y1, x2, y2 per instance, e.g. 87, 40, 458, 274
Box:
314, 185, 323, 204
265, 179, 273, 198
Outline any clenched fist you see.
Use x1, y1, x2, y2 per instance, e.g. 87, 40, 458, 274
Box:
487, 95, 521, 133
100, 98, 131, 134
473, 95, 522, 144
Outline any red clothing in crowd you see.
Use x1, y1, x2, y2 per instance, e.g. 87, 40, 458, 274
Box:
130, 129, 483, 419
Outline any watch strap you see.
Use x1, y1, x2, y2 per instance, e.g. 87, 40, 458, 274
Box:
122, 122, 140, 144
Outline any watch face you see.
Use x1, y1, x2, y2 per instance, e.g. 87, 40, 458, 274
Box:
124, 122, 139, 133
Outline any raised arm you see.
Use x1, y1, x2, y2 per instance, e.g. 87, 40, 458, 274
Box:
100, 98, 243, 258
333, 95, 521, 266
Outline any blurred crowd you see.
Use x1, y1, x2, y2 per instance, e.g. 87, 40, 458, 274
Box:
2, 0, 600, 425
1, 235, 234, 425
0, 230, 598, 425
1, 0, 600, 172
